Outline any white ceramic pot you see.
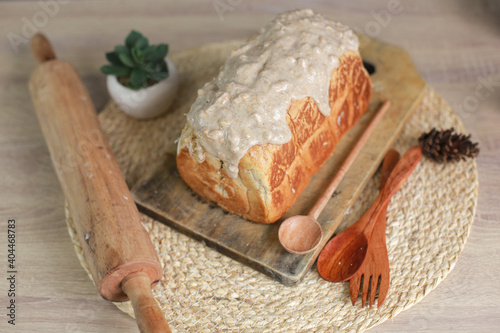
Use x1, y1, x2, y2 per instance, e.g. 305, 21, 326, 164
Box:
106, 57, 179, 120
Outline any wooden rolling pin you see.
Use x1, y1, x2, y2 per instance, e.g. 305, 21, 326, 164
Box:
28, 33, 171, 333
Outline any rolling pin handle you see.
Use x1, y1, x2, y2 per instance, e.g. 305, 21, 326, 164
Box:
30, 33, 56, 64
121, 272, 172, 333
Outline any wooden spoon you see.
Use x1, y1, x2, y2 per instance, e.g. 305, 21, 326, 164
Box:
278, 100, 392, 254
317, 146, 422, 282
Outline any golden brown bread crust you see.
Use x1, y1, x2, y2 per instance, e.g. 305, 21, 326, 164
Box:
177, 50, 372, 223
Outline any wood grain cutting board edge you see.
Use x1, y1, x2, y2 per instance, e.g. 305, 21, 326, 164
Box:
100, 36, 426, 285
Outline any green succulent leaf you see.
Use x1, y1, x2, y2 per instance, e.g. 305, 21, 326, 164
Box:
144, 45, 157, 60
159, 63, 169, 73
131, 48, 143, 64
105, 51, 122, 66
155, 44, 169, 60
114, 45, 130, 55
100, 65, 131, 77
160, 44, 169, 55
149, 71, 169, 82
129, 69, 147, 90
118, 53, 135, 68
135, 36, 149, 50
125, 30, 143, 48
145, 44, 167, 62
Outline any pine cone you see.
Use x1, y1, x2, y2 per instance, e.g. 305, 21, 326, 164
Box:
418, 128, 479, 163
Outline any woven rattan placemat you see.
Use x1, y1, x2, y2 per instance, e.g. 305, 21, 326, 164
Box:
66, 85, 478, 332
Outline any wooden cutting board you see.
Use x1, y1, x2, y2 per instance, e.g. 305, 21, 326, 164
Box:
98, 35, 425, 285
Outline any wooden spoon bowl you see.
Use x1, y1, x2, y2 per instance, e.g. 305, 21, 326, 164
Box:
317, 146, 422, 282
317, 229, 369, 281
278, 215, 323, 254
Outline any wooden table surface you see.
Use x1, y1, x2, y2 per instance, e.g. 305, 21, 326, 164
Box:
0, 1, 498, 332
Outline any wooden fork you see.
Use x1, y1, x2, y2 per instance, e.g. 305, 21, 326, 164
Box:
349, 149, 400, 308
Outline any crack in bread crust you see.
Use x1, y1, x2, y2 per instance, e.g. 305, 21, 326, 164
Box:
177, 50, 372, 223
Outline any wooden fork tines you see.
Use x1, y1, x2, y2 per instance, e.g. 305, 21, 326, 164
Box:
349, 149, 400, 308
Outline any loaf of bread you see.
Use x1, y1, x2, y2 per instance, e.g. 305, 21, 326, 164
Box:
176, 9, 372, 223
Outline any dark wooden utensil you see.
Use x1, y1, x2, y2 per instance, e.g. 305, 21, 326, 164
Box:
317, 146, 422, 283
349, 149, 400, 308
29, 33, 171, 333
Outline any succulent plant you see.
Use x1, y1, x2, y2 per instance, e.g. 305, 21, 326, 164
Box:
101, 30, 170, 90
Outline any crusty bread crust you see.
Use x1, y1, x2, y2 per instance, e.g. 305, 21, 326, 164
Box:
177, 50, 372, 223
